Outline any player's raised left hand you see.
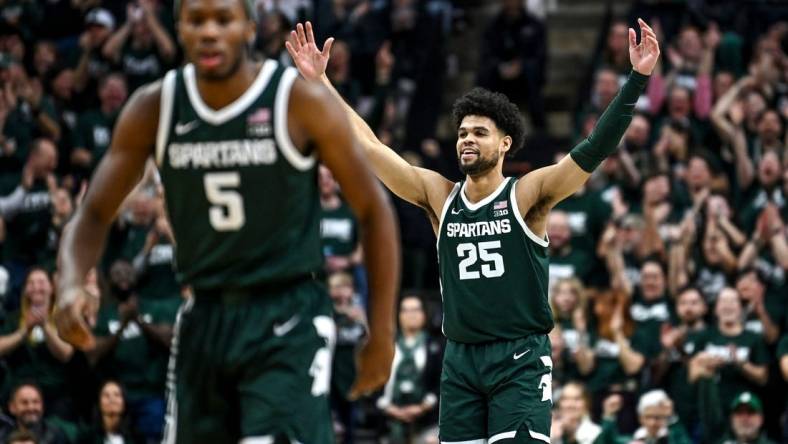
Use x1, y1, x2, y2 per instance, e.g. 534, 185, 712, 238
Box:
285, 21, 333, 82
629, 18, 660, 76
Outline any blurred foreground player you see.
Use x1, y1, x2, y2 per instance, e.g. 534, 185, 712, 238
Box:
54, 0, 400, 442
289, 19, 660, 443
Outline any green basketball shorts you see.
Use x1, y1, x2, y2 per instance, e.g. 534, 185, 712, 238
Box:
439, 333, 552, 444
161, 279, 335, 444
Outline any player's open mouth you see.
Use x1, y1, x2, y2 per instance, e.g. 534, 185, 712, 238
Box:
198, 52, 224, 69
460, 149, 478, 160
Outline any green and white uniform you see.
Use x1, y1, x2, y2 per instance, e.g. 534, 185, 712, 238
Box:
437, 177, 553, 443
155, 60, 334, 444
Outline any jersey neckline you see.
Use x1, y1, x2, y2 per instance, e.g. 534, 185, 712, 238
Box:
460, 177, 511, 211
183, 60, 277, 126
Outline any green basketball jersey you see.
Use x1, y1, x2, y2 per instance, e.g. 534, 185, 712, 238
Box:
155, 60, 322, 290
437, 177, 553, 344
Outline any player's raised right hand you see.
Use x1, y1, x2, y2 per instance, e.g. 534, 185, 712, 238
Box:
286, 21, 334, 82
349, 336, 394, 400
54, 287, 97, 351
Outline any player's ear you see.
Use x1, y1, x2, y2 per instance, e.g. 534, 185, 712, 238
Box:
501, 135, 512, 153
245, 20, 256, 45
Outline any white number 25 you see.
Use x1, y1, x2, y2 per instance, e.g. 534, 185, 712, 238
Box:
457, 241, 505, 280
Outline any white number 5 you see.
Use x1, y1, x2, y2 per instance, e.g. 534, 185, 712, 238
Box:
204, 172, 245, 231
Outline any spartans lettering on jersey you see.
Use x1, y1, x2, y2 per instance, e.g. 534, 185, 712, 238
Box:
168, 139, 277, 169
445, 220, 511, 238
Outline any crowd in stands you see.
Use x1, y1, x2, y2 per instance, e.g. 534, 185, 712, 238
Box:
0, 0, 786, 443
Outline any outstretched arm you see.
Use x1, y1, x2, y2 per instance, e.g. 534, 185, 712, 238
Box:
515, 19, 659, 236
289, 77, 400, 397
55, 83, 159, 350
286, 22, 453, 228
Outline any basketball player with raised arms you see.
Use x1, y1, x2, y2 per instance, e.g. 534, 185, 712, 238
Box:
288, 19, 660, 443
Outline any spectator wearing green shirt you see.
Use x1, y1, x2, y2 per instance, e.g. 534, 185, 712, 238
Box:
548, 211, 594, 288
3, 139, 57, 296
70, 72, 127, 176
550, 278, 595, 383
318, 164, 366, 304
318, 165, 362, 270
377, 294, 442, 444
735, 269, 783, 345
553, 182, 612, 260
694, 380, 776, 444
584, 290, 646, 433
71, 8, 115, 106
687, 288, 769, 416
737, 203, 788, 316
104, 192, 157, 272
737, 150, 784, 236
0, 0, 43, 41
101, 0, 174, 93
599, 214, 665, 306
668, 195, 744, 304
596, 390, 691, 444
327, 271, 366, 444
0, 56, 39, 194
612, 257, 673, 360
0, 268, 73, 418
651, 287, 709, 429
133, 214, 179, 302
89, 260, 177, 443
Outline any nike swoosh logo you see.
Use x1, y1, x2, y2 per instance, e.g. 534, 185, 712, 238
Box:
175, 120, 199, 135
451, 208, 463, 215
273, 315, 300, 337
513, 349, 531, 360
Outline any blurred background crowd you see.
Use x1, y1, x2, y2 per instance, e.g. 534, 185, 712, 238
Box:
0, 0, 786, 443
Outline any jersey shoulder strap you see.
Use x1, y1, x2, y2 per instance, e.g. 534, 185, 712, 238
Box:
436, 182, 461, 229
509, 178, 549, 247
155, 68, 178, 166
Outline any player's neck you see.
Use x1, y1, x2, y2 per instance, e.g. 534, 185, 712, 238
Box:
194, 60, 260, 111
463, 170, 505, 204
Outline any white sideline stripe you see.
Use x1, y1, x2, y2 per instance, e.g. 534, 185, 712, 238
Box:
489, 431, 516, 443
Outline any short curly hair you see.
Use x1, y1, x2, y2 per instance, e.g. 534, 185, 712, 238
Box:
452, 88, 526, 156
